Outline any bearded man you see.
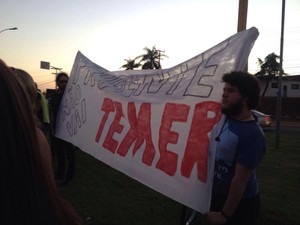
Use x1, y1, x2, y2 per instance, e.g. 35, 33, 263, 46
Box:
206, 71, 266, 225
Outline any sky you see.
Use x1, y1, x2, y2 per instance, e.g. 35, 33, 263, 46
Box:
1, 0, 300, 92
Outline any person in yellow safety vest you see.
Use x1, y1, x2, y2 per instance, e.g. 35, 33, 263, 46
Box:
36, 90, 50, 136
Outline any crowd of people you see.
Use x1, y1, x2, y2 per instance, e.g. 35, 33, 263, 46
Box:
1, 57, 265, 225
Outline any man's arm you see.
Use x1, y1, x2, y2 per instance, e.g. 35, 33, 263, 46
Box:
207, 163, 253, 225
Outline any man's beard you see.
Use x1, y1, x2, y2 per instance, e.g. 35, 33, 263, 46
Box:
221, 99, 244, 116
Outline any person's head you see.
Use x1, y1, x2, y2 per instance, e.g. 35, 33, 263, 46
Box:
0, 60, 48, 224
55, 72, 69, 91
0, 62, 35, 137
12, 68, 37, 105
11, 67, 41, 126
221, 71, 261, 116
0, 60, 83, 225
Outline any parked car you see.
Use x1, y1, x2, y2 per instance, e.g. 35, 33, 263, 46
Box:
252, 110, 272, 127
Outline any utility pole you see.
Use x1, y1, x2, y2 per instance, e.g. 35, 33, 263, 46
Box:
40, 61, 62, 89
275, 0, 286, 149
237, 0, 248, 32
51, 66, 62, 89
51, 66, 62, 76
237, 0, 248, 72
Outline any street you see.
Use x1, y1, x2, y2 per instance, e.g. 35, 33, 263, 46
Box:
264, 120, 300, 133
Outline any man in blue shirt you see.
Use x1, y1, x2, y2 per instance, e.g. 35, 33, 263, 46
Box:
207, 71, 266, 225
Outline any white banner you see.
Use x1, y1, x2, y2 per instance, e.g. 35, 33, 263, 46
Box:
56, 27, 259, 213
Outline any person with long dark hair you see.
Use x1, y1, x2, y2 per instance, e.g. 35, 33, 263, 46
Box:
0, 60, 84, 225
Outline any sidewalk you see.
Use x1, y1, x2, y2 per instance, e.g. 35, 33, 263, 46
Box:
278, 119, 300, 127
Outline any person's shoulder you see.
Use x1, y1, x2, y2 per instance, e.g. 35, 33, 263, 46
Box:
49, 91, 59, 103
229, 118, 263, 137
240, 121, 265, 144
36, 127, 47, 142
36, 91, 42, 99
36, 127, 52, 160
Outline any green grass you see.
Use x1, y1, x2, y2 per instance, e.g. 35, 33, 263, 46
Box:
58, 151, 182, 225
57, 131, 300, 225
257, 131, 300, 225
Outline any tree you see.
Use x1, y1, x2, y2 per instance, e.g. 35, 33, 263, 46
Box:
120, 58, 141, 70
136, 46, 168, 69
255, 52, 283, 96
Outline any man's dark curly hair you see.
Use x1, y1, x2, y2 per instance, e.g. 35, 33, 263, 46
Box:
222, 71, 261, 109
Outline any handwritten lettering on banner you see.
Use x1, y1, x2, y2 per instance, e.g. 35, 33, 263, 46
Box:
56, 27, 259, 213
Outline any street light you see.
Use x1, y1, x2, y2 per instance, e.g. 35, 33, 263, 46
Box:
0, 27, 18, 34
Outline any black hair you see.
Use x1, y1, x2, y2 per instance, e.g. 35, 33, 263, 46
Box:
222, 71, 261, 109
55, 72, 69, 83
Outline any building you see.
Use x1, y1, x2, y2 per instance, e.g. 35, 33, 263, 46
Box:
257, 75, 300, 118
258, 75, 300, 98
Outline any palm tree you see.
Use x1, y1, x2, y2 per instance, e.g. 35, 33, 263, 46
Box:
255, 52, 283, 96
120, 58, 141, 70
136, 46, 168, 69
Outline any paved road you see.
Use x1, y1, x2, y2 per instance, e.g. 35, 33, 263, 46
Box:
264, 121, 300, 133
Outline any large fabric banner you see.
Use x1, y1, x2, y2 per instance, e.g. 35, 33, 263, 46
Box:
56, 27, 259, 213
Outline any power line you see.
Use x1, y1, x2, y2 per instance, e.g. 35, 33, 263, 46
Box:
37, 80, 55, 87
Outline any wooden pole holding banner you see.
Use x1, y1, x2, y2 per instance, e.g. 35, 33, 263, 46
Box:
237, 0, 248, 71
237, 0, 248, 32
